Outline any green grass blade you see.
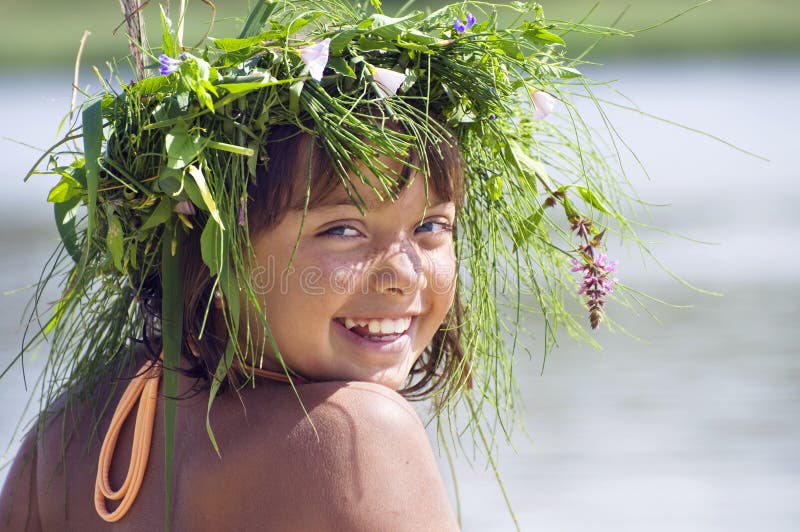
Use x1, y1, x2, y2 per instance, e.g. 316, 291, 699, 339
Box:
238, 1, 278, 38
81, 100, 102, 274
161, 225, 184, 532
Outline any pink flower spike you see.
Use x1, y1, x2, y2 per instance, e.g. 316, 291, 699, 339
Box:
370, 66, 406, 98
238, 198, 246, 226
299, 38, 330, 82
173, 200, 196, 215
531, 90, 558, 120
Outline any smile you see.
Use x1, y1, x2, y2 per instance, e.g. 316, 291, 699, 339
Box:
342, 317, 412, 336
334, 316, 415, 348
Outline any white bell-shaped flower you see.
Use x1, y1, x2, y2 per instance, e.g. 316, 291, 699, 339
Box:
370, 66, 406, 98
300, 38, 331, 82
531, 90, 558, 120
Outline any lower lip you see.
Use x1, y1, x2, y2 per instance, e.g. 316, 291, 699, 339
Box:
333, 319, 414, 354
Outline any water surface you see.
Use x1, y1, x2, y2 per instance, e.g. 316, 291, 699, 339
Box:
1, 59, 797, 530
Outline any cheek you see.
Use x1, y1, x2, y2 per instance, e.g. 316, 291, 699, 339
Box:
309, 252, 370, 295
423, 245, 457, 300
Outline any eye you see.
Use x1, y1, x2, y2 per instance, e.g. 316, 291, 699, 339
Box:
321, 225, 362, 238
415, 220, 453, 234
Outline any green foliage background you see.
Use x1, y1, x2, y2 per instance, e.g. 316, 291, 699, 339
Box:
2, 0, 798, 69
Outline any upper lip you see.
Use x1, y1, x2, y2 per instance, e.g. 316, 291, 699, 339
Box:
335, 314, 418, 320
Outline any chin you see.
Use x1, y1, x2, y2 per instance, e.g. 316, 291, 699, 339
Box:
355, 367, 411, 390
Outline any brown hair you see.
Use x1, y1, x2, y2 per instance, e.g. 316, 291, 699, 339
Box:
177, 121, 468, 400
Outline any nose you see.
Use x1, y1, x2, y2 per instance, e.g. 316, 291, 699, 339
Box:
370, 239, 426, 296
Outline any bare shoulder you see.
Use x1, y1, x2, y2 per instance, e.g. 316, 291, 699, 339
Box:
186, 381, 459, 531
301, 380, 424, 429
0, 429, 43, 532
298, 382, 459, 529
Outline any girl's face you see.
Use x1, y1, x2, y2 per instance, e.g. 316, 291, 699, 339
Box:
246, 166, 457, 389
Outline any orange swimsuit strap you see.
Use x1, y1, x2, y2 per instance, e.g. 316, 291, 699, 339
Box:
94, 356, 303, 522
94, 358, 161, 522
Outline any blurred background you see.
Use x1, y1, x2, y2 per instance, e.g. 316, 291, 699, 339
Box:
1, 1, 798, 530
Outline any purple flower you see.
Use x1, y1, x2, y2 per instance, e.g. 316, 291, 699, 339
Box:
465, 12, 476, 29
454, 12, 476, 33
158, 54, 182, 76
173, 200, 196, 215
571, 253, 618, 329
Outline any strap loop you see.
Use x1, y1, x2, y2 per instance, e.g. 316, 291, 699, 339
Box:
94, 359, 161, 522
93, 354, 304, 522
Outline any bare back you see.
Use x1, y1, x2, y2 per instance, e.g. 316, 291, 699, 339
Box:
0, 357, 458, 531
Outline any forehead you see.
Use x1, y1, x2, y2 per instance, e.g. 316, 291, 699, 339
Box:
310, 173, 448, 213
289, 147, 443, 211
249, 125, 463, 233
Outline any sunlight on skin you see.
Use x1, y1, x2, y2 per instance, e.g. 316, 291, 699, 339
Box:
244, 166, 457, 389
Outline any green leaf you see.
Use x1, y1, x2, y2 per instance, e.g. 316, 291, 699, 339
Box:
165, 126, 207, 169
523, 28, 565, 45
131, 75, 175, 95
186, 164, 225, 229
160, 6, 177, 57
562, 196, 579, 220
216, 72, 278, 94
357, 18, 375, 30
53, 196, 81, 263
396, 29, 441, 51
206, 263, 239, 456
160, 224, 183, 531
368, 12, 423, 40
68, 161, 87, 187
511, 208, 544, 251
158, 167, 185, 197
329, 28, 360, 55
206, 140, 255, 156
182, 175, 204, 212
140, 198, 174, 230
357, 36, 398, 52
206, 338, 235, 456
493, 37, 524, 60
486, 176, 503, 201
238, 0, 278, 38
106, 212, 124, 272
327, 57, 356, 78
47, 175, 81, 203
213, 30, 281, 52
552, 65, 582, 79
200, 218, 223, 276
289, 79, 304, 114
82, 100, 103, 262
573, 185, 611, 214
286, 15, 320, 37
509, 141, 552, 192
177, 54, 218, 113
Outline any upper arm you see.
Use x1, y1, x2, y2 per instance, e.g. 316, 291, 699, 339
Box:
0, 430, 43, 532
293, 382, 458, 531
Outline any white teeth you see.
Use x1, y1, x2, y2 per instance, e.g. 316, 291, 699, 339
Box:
342, 317, 412, 335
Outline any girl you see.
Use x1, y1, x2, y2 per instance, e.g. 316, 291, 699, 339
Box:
1, 0, 632, 529
0, 124, 464, 530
